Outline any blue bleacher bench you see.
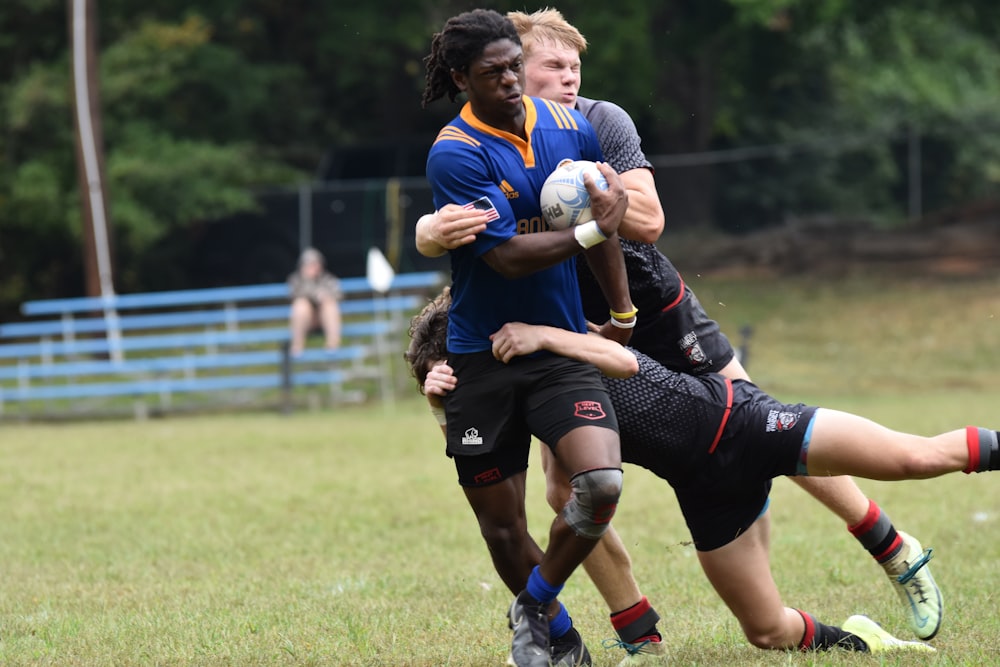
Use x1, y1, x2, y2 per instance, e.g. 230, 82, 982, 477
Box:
0, 271, 445, 418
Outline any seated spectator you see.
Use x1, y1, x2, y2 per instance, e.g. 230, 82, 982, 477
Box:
287, 247, 341, 356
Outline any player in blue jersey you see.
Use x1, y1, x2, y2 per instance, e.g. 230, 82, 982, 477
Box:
421, 10, 636, 667
416, 9, 941, 662
406, 290, 1000, 658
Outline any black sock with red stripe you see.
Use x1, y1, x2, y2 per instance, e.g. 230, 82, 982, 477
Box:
610, 596, 662, 646
847, 500, 903, 564
796, 609, 866, 651
963, 427, 1000, 473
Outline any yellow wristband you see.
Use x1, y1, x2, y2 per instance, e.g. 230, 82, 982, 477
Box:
610, 306, 638, 320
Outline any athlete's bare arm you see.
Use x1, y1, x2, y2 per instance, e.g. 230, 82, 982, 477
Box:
423, 363, 457, 397
618, 167, 664, 244
415, 204, 489, 257
490, 322, 638, 378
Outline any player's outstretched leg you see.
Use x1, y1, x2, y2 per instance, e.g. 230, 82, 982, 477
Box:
799, 414, 1000, 639
696, 512, 937, 655
791, 475, 944, 639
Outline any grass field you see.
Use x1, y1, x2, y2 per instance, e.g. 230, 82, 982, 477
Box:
1, 273, 999, 666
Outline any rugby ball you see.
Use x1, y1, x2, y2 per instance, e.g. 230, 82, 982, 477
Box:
540, 159, 608, 230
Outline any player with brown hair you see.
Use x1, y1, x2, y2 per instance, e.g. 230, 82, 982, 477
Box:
406, 288, 998, 659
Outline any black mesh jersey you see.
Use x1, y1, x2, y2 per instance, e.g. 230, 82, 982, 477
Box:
603, 349, 731, 487
573, 97, 684, 322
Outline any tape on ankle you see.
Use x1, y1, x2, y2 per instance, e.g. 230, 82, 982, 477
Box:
611, 596, 661, 644
429, 405, 447, 426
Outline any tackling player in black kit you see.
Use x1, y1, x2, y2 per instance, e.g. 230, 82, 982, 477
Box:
406, 287, 999, 658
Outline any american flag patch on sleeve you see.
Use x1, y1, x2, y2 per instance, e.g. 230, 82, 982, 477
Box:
462, 196, 500, 222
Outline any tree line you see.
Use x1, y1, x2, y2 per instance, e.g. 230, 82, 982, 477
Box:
2, 0, 1000, 316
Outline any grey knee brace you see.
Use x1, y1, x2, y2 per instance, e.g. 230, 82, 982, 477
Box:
563, 468, 623, 539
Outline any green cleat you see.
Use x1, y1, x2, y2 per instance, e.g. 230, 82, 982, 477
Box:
842, 615, 936, 653
882, 531, 943, 639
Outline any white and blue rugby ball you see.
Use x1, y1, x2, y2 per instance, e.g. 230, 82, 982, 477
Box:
540, 159, 609, 230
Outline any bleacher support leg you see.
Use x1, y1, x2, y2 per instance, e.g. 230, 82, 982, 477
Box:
280, 341, 293, 415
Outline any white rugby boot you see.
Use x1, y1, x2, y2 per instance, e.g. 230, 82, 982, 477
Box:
881, 531, 943, 640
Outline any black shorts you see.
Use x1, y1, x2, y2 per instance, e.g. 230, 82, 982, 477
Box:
443, 351, 618, 487
673, 380, 818, 551
630, 284, 735, 376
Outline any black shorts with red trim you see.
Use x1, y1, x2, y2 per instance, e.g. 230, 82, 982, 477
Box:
670, 380, 817, 551
629, 279, 736, 376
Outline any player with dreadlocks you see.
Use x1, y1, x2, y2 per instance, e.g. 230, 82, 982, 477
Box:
422, 9, 635, 667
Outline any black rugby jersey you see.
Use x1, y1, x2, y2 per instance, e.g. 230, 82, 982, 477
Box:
573, 97, 684, 323
602, 349, 731, 488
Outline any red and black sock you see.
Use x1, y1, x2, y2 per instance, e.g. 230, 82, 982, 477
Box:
963, 426, 1000, 473
795, 609, 866, 651
847, 500, 903, 564
610, 596, 662, 645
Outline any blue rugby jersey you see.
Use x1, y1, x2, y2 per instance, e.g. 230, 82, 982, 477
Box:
426, 96, 604, 354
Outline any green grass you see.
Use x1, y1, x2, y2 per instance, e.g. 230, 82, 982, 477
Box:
1, 273, 999, 665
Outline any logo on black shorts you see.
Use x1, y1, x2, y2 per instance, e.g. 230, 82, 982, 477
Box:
766, 409, 800, 432
462, 427, 484, 445
474, 468, 502, 484
574, 401, 606, 420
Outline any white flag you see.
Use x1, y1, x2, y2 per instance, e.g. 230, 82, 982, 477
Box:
366, 246, 395, 294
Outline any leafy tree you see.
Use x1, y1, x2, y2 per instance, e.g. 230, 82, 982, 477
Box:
3, 0, 1000, 318
654, 0, 1000, 228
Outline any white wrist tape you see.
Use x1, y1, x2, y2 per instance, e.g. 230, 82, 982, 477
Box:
429, 404, 447, 426
574, 220, 607, 249
609, 317, 637, 329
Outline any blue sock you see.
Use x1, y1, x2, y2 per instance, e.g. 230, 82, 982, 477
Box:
549, 602, 572, 639
526, 565, 563, 605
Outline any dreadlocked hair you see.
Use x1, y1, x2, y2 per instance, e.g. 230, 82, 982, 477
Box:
404, 287, 452, 393
421, 9, 521, 108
